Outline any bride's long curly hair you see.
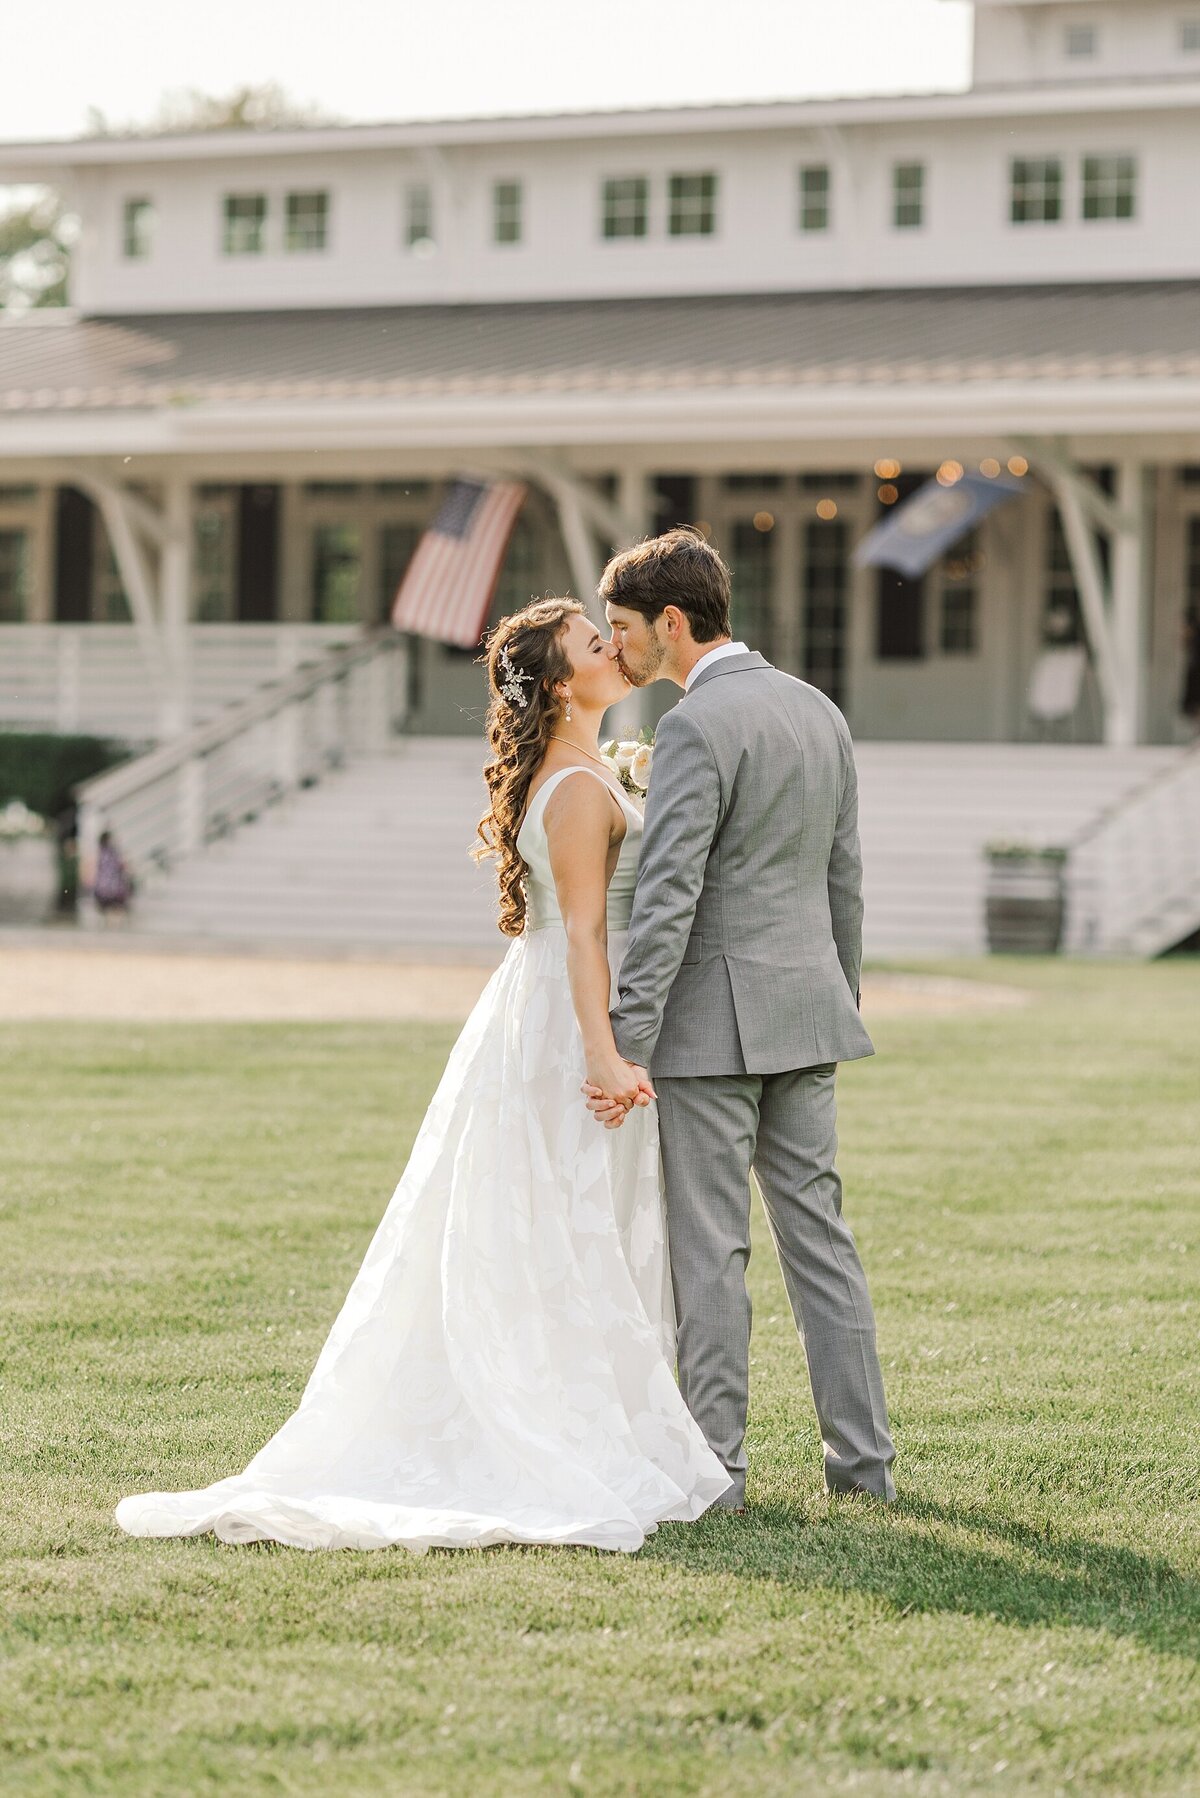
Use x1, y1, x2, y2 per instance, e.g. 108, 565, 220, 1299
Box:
472, 597, 585, 937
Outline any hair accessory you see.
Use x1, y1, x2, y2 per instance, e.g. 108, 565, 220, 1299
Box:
497, 642, 533, 710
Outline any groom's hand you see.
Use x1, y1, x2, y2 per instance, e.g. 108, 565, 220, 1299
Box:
581, 1063, 655, 1129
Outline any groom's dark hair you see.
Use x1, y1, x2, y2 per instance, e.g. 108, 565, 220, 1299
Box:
598, 527, 732, 643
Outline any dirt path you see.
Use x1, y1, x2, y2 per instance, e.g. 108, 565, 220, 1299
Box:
0, 940, 1029, 1023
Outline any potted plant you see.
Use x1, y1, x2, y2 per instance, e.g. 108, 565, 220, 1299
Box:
983, 841, 1069, 954
0, 799, 56, 924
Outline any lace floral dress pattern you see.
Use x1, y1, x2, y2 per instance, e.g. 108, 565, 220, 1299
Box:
116, 766, 730, 1552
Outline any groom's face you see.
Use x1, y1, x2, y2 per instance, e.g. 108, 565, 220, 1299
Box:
605, 604, 667, 687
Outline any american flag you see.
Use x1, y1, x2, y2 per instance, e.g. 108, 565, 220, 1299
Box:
391, 477, 528, 646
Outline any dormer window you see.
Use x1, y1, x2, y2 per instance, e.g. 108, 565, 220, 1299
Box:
668, 172, 718, 238
1065, 23, 1098, 57
492, 181, 523, 246
404, 184, 435, 255
285, 192, 329, 253
1182, 18, 1200, 51
223, 194, 267, 255
122, 198, 154, 260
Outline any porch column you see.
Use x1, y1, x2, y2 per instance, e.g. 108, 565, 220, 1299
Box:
1111, 459, 1149, 748
160, 475, 193, 738
613, 469, 658, 733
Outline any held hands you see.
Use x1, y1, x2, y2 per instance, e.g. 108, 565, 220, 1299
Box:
581, 1056, 656, 1130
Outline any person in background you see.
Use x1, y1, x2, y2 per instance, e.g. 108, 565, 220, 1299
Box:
90, 829, 134, 924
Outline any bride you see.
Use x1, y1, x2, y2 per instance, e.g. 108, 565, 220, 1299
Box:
116, 598, 731, 1553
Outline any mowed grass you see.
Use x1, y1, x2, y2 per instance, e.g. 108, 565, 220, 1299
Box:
1, 960, 1198, 1798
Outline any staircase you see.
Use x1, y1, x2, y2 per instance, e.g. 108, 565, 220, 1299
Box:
118, 737, 1190, 960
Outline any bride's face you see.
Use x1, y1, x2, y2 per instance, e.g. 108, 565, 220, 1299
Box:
558, 613, 630, 713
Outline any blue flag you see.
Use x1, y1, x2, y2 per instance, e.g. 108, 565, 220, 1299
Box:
854, 472, 1024, 579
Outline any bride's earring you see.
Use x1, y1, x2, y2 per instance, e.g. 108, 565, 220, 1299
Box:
564, 691, 573, 723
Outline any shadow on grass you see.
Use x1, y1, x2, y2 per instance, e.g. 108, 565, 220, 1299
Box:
643, 1494, 1200, 1660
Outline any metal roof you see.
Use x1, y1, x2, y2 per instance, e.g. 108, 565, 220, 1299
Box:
1, 284, 1197, 415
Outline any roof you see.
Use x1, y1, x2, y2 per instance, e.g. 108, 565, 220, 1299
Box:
1, 285, 1198, 416
1, 71, 1198, 173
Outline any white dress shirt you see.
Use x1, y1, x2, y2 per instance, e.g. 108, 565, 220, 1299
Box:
684, 640, 749, 693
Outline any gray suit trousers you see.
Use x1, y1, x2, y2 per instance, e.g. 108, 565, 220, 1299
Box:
655, 1065, 896, 1503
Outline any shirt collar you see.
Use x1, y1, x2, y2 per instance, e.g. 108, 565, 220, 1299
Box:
684, 640, 749, 692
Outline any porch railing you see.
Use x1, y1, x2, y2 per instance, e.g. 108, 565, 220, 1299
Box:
1066, 742, 1200, 954
74, 629, 408, 890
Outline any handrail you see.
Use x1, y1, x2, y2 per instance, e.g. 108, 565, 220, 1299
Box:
1067, 739, 1200, 852
74, 628, 408, 898
75, 627, 399, 809
1066, 743, 1200, 954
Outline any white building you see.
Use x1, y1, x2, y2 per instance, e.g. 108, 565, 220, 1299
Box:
0, 0, 1198, 953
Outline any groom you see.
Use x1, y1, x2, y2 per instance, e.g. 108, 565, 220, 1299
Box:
590, 526, 895, 1506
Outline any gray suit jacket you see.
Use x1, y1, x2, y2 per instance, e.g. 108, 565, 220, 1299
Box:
611, 652, 874, 1078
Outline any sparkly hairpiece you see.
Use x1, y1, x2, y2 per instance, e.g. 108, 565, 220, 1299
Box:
497, 642, 534, 710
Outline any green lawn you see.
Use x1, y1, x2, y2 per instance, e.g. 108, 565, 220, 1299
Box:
2, 960, 1198, 1796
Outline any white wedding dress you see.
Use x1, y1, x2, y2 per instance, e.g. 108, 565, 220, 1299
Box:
116, 765, 731, 1553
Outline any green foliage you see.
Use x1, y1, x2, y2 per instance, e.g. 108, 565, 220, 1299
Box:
1, 963, 1198, 1795
0, 732, 126, 820
0, 192, 73, 310
85, 82, 335, 138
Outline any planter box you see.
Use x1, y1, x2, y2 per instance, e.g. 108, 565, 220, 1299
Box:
985, 854, 1067, 954
0, 835, 56, 925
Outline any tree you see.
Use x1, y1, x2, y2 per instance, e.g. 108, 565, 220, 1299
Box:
0, 85, 334, 310
0, 192, 74, 310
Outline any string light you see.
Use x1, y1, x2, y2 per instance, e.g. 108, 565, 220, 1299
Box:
936, 460, 964, 487
752, 511, 775, 533
979, 458, 1001, 478
874, 457, 902, 480
1007, 455, 1029, 478
815, 499, 838, 521
693, 519, 712, 539
878, 483, 899, 505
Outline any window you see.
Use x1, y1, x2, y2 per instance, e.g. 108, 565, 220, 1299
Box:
223, 193, 267, 254
1065, 22, 1098, 56
492, 180, 523, 245
1082, 155, 1137, 220
1010, 158, 1063, 224
193, 489, 237, 623
404, 183, 434, 251
892, 162, 925, 230
601, 176, 648, 239
668, 172, 717, 237
285, 191, 329, 252
803, 520, 849, 705
0, 529, 29, 622
379, 523, 422, 625
122, 198, 154, 260
311, 525, 362, 623
729, 521, 775, 660
798, 164, 830, 233
939, 534, 980, 655
1183, 18, 1200, 51
493, 515, 541, 618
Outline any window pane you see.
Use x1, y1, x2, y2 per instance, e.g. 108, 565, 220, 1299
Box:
122, 198, 154, 260
1082, 154, 1137, 221
728, 520, 774, 659
1183, 19, 1200, 51
668, 172, 717, 237
379, 522, 422, 623
939, 532, 980, 655
601, 176, 648, 239
223, 194, 267, 254
0, 529, 29, 622
285, 191, 328, 251
405, 183, 434, 249
1065, 23, 1097, 55
193, 505, 236, 623
311, 525, 362, 624
892, 162, 924, 229
798, 164, 830, 232
803, 520, 848, 705
492, 180, 523, 245
1010, 158, 1062, 224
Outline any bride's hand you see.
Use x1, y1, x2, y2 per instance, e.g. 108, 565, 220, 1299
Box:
581, 1067, 655, 1129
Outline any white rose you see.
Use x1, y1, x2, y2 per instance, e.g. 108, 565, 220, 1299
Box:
614, 740, 639, 773
629, 745, 653, 791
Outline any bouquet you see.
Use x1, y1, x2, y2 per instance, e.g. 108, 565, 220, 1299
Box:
600, 728, 654, 801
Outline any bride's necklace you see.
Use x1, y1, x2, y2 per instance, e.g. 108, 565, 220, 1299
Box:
549, 735, 609, 768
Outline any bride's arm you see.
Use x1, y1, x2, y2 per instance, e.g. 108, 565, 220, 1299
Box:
544, 779, 650, 1114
